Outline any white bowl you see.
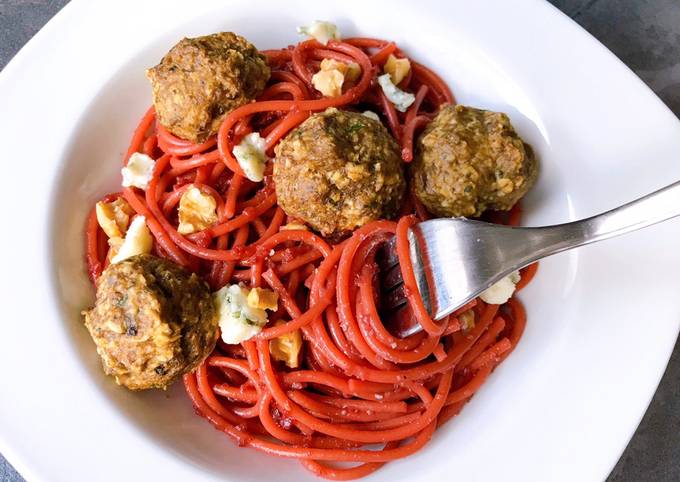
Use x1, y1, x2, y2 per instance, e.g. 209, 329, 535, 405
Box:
1, 1, 679, 481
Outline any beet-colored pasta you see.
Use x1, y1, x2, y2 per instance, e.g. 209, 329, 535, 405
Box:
85, 36, 537, 480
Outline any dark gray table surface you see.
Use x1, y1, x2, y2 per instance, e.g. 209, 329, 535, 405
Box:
0, 1, 678, 481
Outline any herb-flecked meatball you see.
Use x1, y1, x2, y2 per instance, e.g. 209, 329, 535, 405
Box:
412, 105, 538, 217
274, 108, 406, 237
146, 32, 270, 143
83, 254, 217, 390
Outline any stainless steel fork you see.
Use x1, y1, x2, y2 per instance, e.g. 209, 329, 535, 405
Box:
381, 180, 680, 337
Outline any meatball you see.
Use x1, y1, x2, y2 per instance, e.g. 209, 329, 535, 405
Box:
146, 32, 270, 143
83, 254, 217, 390
412, 105, 538, 217
274, 108, 405, 237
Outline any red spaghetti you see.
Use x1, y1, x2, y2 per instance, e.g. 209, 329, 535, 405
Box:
85, 37, 536, 480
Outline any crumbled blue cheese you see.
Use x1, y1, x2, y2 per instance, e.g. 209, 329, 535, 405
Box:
214, 284, 275, 344
297, 21, 340, 45
110, 216, 153, 264
377, 73, 415, 112
480, 271, 521, 305
232, 133, 267, 182
121, 152, 156, 190
362, 110, 381, 122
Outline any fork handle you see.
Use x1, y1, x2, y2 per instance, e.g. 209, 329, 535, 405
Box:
516, 179, 680, 265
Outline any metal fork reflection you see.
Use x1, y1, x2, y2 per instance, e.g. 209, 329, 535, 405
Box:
380, 180, 680, 338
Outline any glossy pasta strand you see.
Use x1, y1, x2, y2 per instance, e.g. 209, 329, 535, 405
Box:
85, 37, 534, 481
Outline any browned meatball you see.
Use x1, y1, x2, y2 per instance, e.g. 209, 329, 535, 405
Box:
274, 108, 405, 237
412, 105, 538, 217
83, 254, 217, 390
146, 32, 270, 143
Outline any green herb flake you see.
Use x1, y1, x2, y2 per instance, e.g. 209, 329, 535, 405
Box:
347, 121, 365, 134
